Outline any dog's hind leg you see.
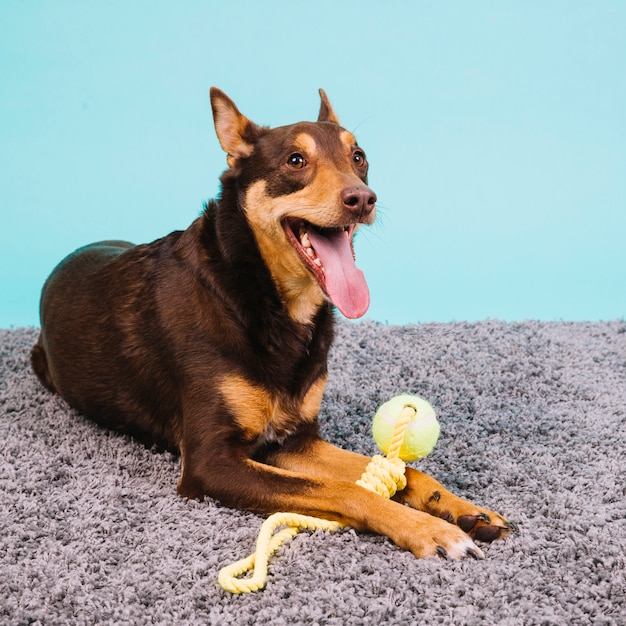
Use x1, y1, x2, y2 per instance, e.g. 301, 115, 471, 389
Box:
30, 336, 57, 393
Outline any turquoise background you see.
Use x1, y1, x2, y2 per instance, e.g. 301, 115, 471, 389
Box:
2, 1, 625, 327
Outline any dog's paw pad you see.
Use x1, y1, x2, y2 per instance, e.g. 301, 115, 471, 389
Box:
457, 512, 517, 542
473, 524, 503, 542
457, 514, 484, 532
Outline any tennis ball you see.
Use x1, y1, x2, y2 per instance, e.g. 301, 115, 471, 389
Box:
372, 394, 440, 461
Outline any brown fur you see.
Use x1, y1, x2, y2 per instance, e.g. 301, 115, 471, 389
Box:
31, 88, 514, 560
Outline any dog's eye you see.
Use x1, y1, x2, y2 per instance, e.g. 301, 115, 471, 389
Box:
353, 150, 367, 167
287, 153, 306, 169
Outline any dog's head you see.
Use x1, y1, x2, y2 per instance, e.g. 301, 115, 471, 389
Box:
210, 87, 376, 323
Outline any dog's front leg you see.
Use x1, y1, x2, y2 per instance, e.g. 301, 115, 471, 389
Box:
264, 432, 515, 546
177, 429, 483, 560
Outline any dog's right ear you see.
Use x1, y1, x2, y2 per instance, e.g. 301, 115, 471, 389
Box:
317, 89, 340, 125
210, 88, 261, 167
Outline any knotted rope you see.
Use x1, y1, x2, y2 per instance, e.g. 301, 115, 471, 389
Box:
218, 404, 416, 593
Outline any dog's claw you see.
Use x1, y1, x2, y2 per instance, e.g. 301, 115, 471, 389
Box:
436, 546, 449, 560
429, 490, 441, 503
505, 520, 519, 533
466, 547, 484, 560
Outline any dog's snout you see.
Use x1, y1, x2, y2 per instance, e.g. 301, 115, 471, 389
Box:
341, 186, 377, 219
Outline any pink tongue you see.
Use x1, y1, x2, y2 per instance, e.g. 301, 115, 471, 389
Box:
307, 228, 370, 319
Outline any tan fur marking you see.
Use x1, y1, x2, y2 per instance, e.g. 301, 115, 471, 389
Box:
268, 439, 370, 483
220, 375, 275, 441
243, 180, 327, 324
294, 133, 318, 157
219, 374, 322, 442
177, 441, 186, 491
340, 130, 357, 148
301, 375, 327, 421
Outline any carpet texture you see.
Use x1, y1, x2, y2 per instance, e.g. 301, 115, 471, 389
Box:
1, 320, 625, 625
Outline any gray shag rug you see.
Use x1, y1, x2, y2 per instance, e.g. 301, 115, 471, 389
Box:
1, 320, 625, 625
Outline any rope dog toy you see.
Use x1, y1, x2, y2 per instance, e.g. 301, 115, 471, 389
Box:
218, 394, 440, 593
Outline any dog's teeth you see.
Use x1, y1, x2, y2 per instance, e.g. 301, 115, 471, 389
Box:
301, 232, 311, 248
306, 248, 316, 259
313, 258, 322, 267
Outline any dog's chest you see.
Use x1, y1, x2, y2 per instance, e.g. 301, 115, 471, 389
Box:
219, 374, 327, 444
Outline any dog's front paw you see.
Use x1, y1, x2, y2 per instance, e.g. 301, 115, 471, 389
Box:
425, 490, 517, 543
401, 469, 518, 544
396, 510, 485, 560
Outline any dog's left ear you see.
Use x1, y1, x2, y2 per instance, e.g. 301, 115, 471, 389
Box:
210, 87, 262, 167
317, 89, 340, 125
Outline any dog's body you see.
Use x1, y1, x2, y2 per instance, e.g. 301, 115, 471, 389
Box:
32, 89, 513, 559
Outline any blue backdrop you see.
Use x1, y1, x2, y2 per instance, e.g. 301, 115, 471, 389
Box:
1, 1, 624, 327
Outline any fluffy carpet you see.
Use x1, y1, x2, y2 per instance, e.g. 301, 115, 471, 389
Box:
1, 320, 625, 625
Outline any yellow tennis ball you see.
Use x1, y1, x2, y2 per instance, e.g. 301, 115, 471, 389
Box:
372, 394, 440, 461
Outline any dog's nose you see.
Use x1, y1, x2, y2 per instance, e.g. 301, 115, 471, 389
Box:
341, 186, 377, 219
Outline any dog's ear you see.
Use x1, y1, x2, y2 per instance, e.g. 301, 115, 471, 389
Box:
317, 89, 340, 124
210, 88, 261, 167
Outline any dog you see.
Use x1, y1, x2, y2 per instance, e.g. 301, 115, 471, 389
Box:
31, 88, 514, 560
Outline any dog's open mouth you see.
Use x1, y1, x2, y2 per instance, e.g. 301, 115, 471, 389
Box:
282, 218, 370, 319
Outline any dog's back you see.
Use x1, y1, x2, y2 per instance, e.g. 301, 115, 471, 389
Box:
32, 237, 186, 449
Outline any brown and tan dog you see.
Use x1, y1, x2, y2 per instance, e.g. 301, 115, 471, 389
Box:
31, 88, 514, 560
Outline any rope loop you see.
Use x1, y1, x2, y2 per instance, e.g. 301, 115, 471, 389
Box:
355, 454, 407, 497
218, 513, 342, 594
